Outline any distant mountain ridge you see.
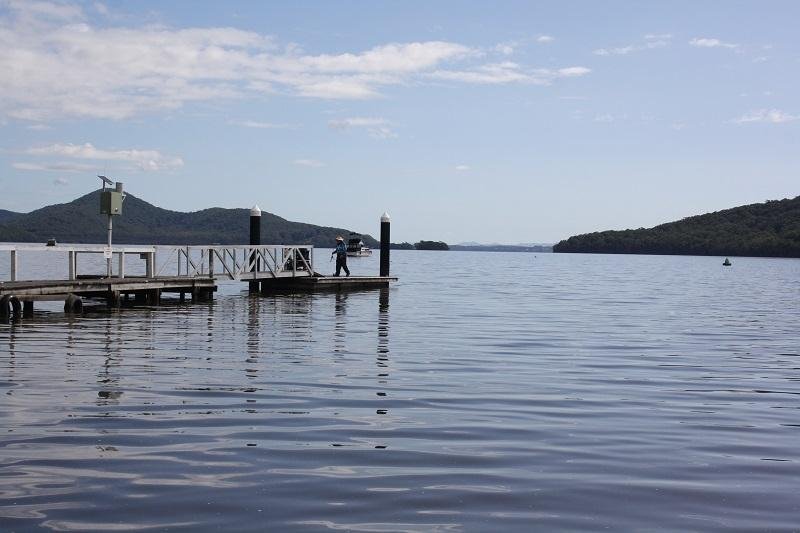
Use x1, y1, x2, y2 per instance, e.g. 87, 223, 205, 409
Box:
554, 196, 800, 258
0, 191, 378, 247
0, 209, 22, 224
450, 244, 552, 252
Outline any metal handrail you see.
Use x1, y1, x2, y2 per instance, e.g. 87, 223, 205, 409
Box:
1, 243, 313, 283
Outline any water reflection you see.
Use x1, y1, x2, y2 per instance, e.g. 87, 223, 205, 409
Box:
334, 292, 348, 354
97, 316, 124, 406
245, 295, 261, 379
376, 288, 390, 419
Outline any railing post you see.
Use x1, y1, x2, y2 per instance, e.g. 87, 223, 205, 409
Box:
209, 249, 215, 277
118, 251, 125, 279
10, 249, 17, 281
146, 251, 154, 279
68, 251, 76, 280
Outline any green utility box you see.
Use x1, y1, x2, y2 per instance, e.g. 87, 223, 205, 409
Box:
100, 190, 124, 215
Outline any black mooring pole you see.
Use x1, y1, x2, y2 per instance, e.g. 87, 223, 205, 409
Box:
380, 212, 390, 277
249, 205, 261, 293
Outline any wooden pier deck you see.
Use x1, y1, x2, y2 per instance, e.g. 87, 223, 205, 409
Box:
1, 243, 396, 320
261, 275, 398, 292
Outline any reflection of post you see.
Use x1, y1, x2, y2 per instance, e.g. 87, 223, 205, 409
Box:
3, 326, 16, 382
376, 287, 390, 418
245, 295, 261, 379
97, 315, 124, 405
334, 291, 348, 354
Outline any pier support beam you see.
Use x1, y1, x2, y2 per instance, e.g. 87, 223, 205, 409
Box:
107, 290, 121, 308
380, 212, 391, 277
23, 300, 34, 318
249, 205, 262, 293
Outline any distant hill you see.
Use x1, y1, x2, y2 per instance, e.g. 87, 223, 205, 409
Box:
0, 209, 22, 224
553, 196, 800, 258
450, 244, 552, 253
0, 191, 378, 247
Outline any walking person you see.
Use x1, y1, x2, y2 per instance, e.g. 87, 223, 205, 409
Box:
331, 236, 350, 277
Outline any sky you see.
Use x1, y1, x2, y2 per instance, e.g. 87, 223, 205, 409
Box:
0, 0, 798, 244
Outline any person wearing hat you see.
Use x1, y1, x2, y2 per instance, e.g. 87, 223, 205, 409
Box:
331, 235, 350, 277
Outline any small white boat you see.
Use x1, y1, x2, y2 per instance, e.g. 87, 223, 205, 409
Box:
347, 234, 372, 257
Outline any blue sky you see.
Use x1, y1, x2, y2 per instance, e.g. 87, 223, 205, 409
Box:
0, 1, 797, 243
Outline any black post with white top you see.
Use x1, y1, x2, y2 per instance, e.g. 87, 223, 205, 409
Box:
249, 205, 261, 293
380, 212, 390, 277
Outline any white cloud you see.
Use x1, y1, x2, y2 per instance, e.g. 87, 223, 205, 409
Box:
54, 177, 69, 185
557, 67, 591, 77
13, 161, 97, 173
328, 117, 387, 129
594, 34, 671, 56
494, 43, 515, 55
229, 120, 296, 129
328, 117, 396, 138
293, 158, 324, 167
25, 142, 184, 171
0, 5, 589, 121
431, 62, 590, 85
536, 35, 554, 44
689, 37, 739, 49
733, 109, 798, 124
455, 164, 470, 171
594, 114, 615, 123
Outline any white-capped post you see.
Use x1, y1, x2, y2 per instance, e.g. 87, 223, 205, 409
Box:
249, 205, 262, 292
380, 212, 390, 277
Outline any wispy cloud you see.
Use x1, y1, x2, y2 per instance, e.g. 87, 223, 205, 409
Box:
293, 158, 324, 167
455, 164, 470, 171
0, 3, 588, 122
689, 37, 739, 49
494, 43, 515, 55
228, 120, 297, 129
733, 109, 798, 124
536, 35, 554, 44
594, 34, 671, 56
328, 117, 397, 139
54, 177, 69, 185
13, 161, 97, 173
25, 142, 184, 171
430, 63, 590, 85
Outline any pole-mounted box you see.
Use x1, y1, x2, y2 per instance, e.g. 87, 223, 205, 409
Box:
100, 182, 125, 215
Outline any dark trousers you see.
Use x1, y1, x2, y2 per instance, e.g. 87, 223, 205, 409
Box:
335, 254, 350, 276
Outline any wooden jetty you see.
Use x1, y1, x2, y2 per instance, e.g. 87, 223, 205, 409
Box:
0, 243, 395, 320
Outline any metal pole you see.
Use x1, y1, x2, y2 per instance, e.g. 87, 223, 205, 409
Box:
380, 212, 390, 277
107, 214, 113, 277
249, 205, 261, 293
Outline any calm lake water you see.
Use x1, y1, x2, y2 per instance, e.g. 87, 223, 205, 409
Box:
1, 250, 799, 531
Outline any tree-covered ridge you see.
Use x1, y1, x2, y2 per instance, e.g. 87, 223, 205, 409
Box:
0, 190, 378, 248
0, 209, 22, 224
553, 196, 800, 258
415, 240, 449, 250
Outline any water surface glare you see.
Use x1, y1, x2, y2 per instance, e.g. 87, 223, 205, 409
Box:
2, 251, 800, 531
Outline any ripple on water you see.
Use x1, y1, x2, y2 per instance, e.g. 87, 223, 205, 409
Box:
1, 253, 800, 531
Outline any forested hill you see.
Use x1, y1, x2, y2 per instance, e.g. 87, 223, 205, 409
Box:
0, 209, 22, 224
553, 196, 800, 258
0, 191, 378, 247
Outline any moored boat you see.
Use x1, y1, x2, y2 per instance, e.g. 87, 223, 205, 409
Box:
347, 233, 372, 257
